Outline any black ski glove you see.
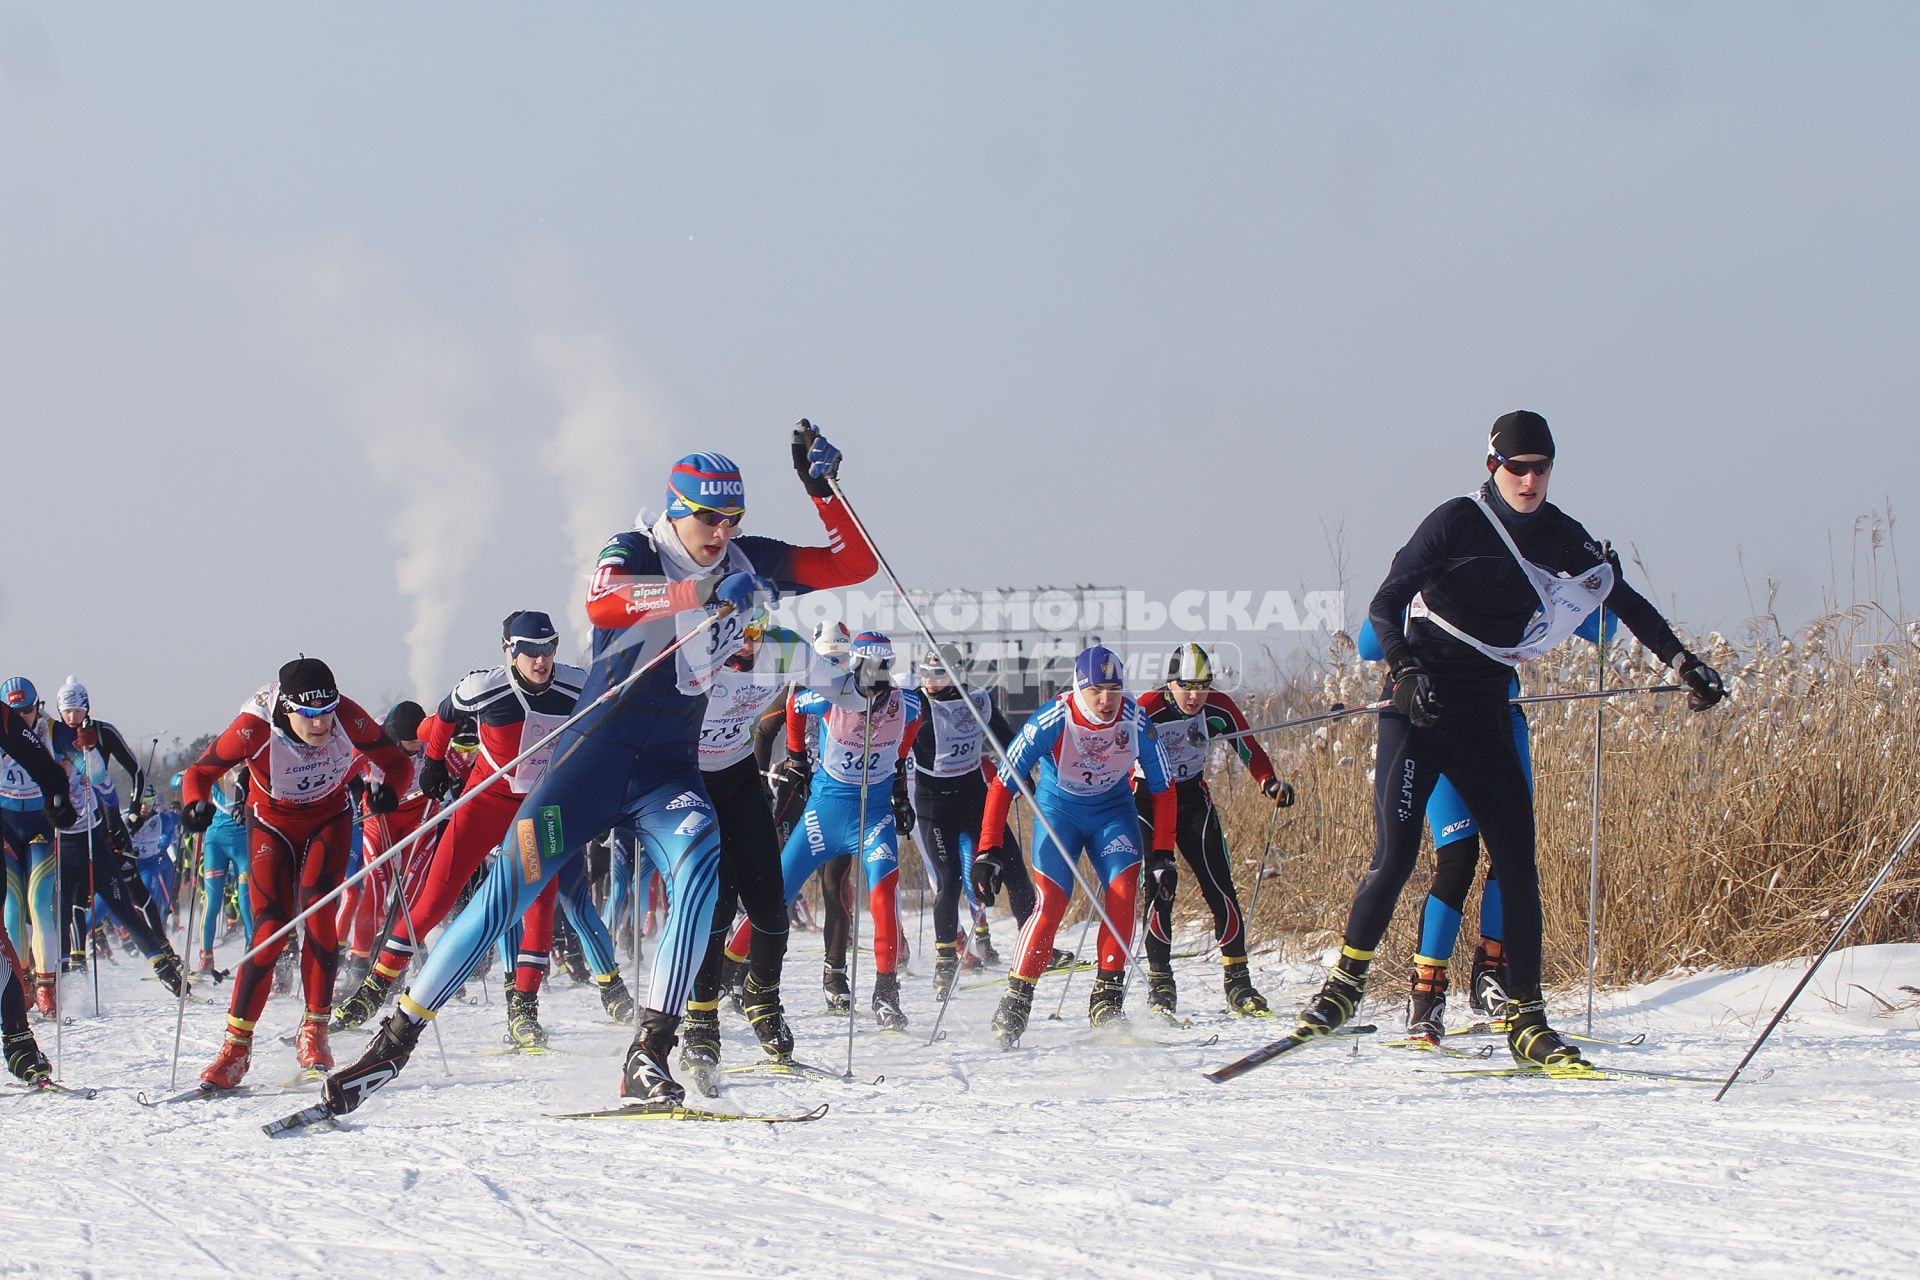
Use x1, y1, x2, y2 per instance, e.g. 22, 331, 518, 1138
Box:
417, 756, 456, 802
1674, 651, 1726, 711
973, 846, 1012, 907
179, 799, 215, 835
364, 782, 400, 815
891, 774, 915, 834
1145, 850, 1178, 903
1263, 776, 1296, 808
46, 790, 79, 831
1390, 657, 1441, 728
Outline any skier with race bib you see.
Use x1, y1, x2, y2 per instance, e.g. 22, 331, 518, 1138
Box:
1133, 643, 1296, 1019
179, 657, 414, 1088
322, 424, 875, 1113
0, 695, 76, 1085
730, 630, 922, 1033
976, 644, 1178, 1048
1297, 411, 1725, 1070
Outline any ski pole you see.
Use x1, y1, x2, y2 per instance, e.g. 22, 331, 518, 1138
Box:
1585, 605, 1606, 1034
1047, 911, 1101, 1021
385, 832, 451, 1079
824, 472, 1154, 991
1243, 804, 1285, 943
168, 832, 202, 1089
86, 819, 99, 1018
227, 613, 721, 975
1211, 701, 1390, 745
1213, 684, 1686, 747
1715, 812, 1920, 1101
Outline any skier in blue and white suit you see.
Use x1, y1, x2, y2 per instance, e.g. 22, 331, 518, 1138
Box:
324, 423, 877, 1111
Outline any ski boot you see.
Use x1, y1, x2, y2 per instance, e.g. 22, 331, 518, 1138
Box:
1299, 946, 1371, 1035
295, 1011, 334, 1071
742, 975, 794, 1059
871, 971, 909, 1030
719, 955, 749, 1017
324, 1011, 425, 1116
1088, 970, 1128, 1029
62, 952, 85, 975
1223, 956, 1269, 1015
332, 966, 400, 1030
150, 948, 189, 998
991, 976, 1036, 1050
596, 972, 637, 1023
1407, 961, 1448, 1044
932, 942, 960, 1003
33, 974, 57, 1018
1046, 948, 1076, 972
1146, 966, 1178, 1019
3, 1030, 51, 1084
506, 988, 550, 1050
679, 1003, 721, 1073
822, 962, 851, 1014
1470, 940, 1510, 1018
620, 1009, 685, 1105
196, 949, 217, 976
200, 1021, 255, 1090
972, 924, 1002, 967
1505, 999, 1590, 1072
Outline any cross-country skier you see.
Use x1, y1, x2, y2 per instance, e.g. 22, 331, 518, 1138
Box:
729, 630, 922, 1031
322, 424, 875, 1112
191, 765, 256, 975
978, 644, 1178, 1047
330, 611, 611, 1050
681, 610, 811, 1072
1299, 411, 1725, 1069
1354, 607, 1615, 1040
1133, 643, 1296, 1019
48, 679, 188, 996
127, 792, 181, 929
1, 694, 77, 1083
909, 642, 1044, 1000
179, 657, 413, 1088
1, 677, 69, 1015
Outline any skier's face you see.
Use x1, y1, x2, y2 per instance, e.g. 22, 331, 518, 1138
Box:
1079, 684, 1123, 722
672, 511, 738, 567
512, 649, 556, 688
1170, 684, 1208, 715
1490, 453, 1552, 513
60, 707, 86, 729
287, 710, 334, 746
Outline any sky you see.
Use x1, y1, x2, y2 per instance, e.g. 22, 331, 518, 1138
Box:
2, 2, 1915, 749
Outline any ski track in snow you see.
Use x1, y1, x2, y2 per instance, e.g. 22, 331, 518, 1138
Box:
4, 931, 1918, 1279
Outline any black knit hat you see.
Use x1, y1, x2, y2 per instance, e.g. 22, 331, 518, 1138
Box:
1488, 410, 1555, 461
383, 700, 427, 741
277, 657, 339, 710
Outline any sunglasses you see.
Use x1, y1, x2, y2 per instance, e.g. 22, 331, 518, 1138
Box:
282, 697, 339, 719
1170, 679, 1212, 692
510, 641, 559, 658
1491, 450, 1553, 477
687, 504, 744, 528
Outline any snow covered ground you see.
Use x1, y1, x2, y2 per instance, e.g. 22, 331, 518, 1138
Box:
5, 927, 1918, 1279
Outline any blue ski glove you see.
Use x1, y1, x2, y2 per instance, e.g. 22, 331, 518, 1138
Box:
709, 572, 777, 616
791, 419, 843, 499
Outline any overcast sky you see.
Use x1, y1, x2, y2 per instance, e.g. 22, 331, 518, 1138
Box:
3, 3, 1914, 747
